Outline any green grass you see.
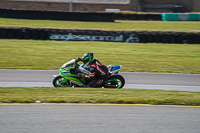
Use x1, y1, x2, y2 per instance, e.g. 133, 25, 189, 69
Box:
1, 39, 200, 74
0, 87, 200, 106
1, 18, 200, 31
0, 18, 200, 105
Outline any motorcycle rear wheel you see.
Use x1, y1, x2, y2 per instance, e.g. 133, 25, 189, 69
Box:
105, 74, 125, 88
53, 76, 72, 87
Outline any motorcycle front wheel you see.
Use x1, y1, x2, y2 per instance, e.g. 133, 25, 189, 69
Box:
104, 74, 125, 88
53, 76, 72, 87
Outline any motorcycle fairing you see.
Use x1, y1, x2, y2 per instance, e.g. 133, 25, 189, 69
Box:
78, 64, 90, 75
81, 64, 122, 72
110, 65, 122, 71
59, 67, 86, 84
80, 64, 90, 71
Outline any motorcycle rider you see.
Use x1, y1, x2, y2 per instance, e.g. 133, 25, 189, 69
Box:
76, 52, 108, 87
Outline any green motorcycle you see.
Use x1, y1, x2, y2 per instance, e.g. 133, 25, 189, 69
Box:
52, 59, 125, 88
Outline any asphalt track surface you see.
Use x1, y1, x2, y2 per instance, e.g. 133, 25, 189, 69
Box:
0, 104, 200, 133
1, 70, 200, 133
0, 69, 200, 92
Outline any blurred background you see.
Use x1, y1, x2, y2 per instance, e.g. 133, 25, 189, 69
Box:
0, 0, 199, 13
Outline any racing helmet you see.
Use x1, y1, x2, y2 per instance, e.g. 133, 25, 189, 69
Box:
82, 52, 94, 66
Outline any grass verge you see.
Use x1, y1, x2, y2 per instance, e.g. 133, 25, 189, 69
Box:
1, 18, 200, 32
1, 39, 200, 74
0, 87, 200, 106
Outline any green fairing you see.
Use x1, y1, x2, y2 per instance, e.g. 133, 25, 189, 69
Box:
53, 58, 125, 88
65, 74, 85, 84
58, 60, 86, 84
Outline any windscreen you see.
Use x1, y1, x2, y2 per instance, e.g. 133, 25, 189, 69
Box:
61, 59, 76, 68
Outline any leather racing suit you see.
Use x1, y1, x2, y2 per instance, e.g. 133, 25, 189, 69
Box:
78, 58, 108, 87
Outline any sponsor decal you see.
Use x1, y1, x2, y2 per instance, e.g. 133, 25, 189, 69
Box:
49, 33, 140, 43
126, 34, 140, 43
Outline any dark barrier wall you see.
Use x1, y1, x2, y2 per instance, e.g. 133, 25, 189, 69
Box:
115, 13, 162, 21
0, 27, 200, 44
0, 8, 114, 22
0, 8, 162, 21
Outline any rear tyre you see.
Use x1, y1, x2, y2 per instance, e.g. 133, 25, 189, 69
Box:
53, 76, 72, 87
105, 74, 125, 88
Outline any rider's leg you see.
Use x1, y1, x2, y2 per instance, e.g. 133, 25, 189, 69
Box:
87, 78, 103, 87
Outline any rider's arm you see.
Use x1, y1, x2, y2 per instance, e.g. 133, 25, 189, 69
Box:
90, 65, 97, 73
90, 62, 106, 76
75, 57, 83, 64
89, 65, 97, 77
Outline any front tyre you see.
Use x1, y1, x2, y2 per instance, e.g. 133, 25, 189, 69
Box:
53, 76, 72, 87
105, 74, 125, 88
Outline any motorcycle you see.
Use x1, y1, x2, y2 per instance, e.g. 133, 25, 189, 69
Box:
52, 59, 125, 88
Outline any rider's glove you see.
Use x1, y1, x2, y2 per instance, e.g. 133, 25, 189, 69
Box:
75, 57, 82, 63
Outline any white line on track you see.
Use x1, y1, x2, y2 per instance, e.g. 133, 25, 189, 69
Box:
1, 82, 200, 92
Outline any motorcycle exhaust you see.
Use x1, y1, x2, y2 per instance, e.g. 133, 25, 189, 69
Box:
103, 84, 117, 88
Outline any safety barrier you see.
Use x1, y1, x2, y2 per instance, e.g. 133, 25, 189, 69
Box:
2, 8, 200, 21
0, 8, 162, 21
115, 13, 162, 20
0, 8, 114, 22
162, 14, 200, 21
0, 27, 200, 44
